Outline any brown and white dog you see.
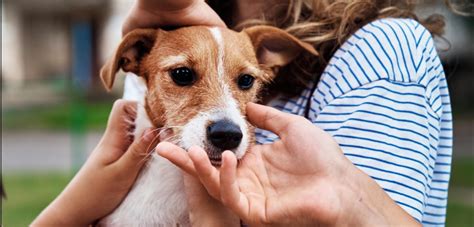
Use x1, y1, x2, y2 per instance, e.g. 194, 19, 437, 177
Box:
98, 25, 316, 226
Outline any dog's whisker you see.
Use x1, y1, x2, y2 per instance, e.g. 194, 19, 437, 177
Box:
141, 128, 161, 137
139, 133, 162, 164
162, 135, 180, 142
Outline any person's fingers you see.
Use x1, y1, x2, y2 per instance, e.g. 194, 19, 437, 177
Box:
220, 151, 247, 216
188, 146, 222, 199
156, 142, 197, 176
122, 5, 158, 36
106, 99, 137, 131
104, 100, 137, 137
100, 99, 137, 150
122, 1, 226, 36
177, 2, 226, 27
246, 102, 301, 136
115, 127, 159, 171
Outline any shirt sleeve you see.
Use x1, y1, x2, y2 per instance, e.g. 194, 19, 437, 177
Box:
314, 80, 433, 222
307, 18, 452, 225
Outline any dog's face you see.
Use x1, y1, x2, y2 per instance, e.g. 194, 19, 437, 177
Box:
101, 26, 316, 165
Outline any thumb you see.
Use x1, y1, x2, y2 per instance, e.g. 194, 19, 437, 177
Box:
116, 128, 159, 172
246, 102, 299, 137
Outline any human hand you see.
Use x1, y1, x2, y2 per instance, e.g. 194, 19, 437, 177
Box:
32, 100, 159, 226
122, 0, 226, 35
157, 103, 420, 226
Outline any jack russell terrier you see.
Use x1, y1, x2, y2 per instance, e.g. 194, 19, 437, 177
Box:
98, 25, 317, 226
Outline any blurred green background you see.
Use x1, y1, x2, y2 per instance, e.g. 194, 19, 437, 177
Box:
1, 0, 473, 226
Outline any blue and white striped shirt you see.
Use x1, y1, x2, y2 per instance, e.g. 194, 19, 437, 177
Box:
256, 18, 452, 226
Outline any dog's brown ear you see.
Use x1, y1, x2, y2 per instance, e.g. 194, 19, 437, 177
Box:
243, 26, 318, 68
100, 29, 159, 91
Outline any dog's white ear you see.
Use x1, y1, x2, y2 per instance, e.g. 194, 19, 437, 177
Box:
100, 29, 160, 91
243, 26, 318, 68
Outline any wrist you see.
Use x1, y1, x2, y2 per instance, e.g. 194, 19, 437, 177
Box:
32, 196, 89, 227
337, 164, 419, 226
338, 167, 388, 226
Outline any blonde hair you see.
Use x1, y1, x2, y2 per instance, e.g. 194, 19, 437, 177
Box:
208, 0, 450, 96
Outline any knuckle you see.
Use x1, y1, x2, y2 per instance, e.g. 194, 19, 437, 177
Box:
263, 109, 280, 127
113, 99, 137, 114
283, 116, 309, 133
291, 115, 308, 126
112, 99, 127, 109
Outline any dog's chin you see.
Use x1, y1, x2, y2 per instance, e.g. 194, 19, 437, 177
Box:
205, 147, 224, 167
205, 146, 246, 167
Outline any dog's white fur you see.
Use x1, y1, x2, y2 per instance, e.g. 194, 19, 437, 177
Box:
99, 28, 249, 226
100, 73, 190, 227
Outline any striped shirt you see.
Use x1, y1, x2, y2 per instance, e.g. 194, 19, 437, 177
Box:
255, 18, 452, 226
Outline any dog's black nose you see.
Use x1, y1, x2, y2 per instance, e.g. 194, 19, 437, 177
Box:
207, 120, 243, 151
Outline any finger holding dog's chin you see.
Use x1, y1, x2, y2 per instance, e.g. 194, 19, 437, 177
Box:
157, 144, 240, 225
157, 143, 227, 198
156, 142, 198, 176
188, 146, 223, 199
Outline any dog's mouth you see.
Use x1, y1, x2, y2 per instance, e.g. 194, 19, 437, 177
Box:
206, 148, 225, 166
176, 112, 249, 167
209, 156, 223, 166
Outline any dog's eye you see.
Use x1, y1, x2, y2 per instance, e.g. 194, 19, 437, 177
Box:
170, 67, 196, 86
237, 74, 255, 90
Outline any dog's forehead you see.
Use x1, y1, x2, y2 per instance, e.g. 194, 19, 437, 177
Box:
207, 27, 257, 64
156, 27, 257, 65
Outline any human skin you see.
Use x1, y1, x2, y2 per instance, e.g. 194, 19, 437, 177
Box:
122, 0, 226, 35
157, 103, 421, 226
32, 100, 159, 226
33, 0, 421, 225
124, 0, 420, 226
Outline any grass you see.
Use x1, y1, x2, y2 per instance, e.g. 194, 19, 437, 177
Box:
2, 158, 473, 226
446, 202, 474, 226
2, 100, 113, 131
450, 158, 474, 188
2, 173, 73, 226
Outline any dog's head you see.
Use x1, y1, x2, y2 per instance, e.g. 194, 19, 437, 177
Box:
101, 26, 317, 165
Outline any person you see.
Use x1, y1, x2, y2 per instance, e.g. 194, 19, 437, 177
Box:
33, 0, 453, 226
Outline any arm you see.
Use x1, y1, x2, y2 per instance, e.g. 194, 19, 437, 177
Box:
342, 161, 421, 226
309, 18, 449, 224
32, 100, 158, 226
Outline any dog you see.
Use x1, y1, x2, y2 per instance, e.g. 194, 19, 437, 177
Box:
98, 25, 317, 226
